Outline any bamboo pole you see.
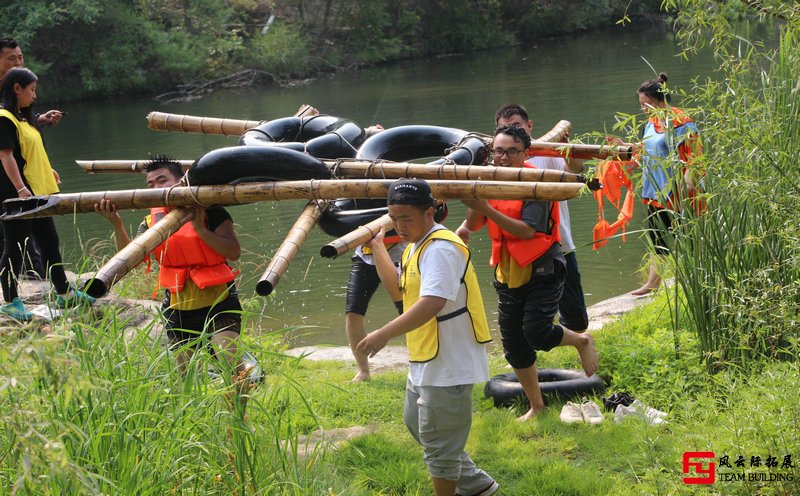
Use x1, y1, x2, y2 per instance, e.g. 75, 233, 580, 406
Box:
75, 159, 592, 185
256, 201, 324, 296
2, 180, 585, 220
76, 160, 194, 174
537, 120, 571, 143
527, 142, 631, 160
83, 208, 194, 298
319, 214, 394, 259
146, 112, 262, 136
146, 104, 318, 136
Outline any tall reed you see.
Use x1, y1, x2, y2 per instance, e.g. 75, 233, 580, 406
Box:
666, 24, 800, 369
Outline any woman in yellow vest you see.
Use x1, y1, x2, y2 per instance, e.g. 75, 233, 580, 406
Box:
0, 68, 95, 321
357, 179, 498, 496
458, 125, 598, 422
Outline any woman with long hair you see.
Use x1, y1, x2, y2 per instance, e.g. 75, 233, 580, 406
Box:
0, 67, 94, 320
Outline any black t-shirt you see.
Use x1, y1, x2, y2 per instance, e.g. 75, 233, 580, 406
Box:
520, 200, 565, 276
0, 116, 29, 200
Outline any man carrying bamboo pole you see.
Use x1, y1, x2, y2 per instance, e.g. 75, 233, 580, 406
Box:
492, 103, 589, 331
458, 125, 598, 421
357, 179, 498, 496
94, 157, 250, 396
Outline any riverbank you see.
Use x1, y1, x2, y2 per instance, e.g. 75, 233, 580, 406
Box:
284, 290, 652, 373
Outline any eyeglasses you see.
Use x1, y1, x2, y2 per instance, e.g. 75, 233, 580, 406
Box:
490, 147, 525, 159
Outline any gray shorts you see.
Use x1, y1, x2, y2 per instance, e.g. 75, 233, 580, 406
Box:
403, 378, 494, 493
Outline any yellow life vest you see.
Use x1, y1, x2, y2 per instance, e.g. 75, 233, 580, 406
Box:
0, 108, 58, 195
400, 228, 491, 362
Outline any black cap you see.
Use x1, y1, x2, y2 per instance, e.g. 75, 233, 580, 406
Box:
387, 179, 435, 208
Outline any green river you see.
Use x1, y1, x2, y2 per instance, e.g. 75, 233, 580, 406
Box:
38, 27, 715, 346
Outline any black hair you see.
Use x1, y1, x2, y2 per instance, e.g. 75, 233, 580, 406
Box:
0, 38, 20, 51
0, 67, 37, 125
495, 103, 529, 125
638, 72, 670, 104
494, 124, 531, 149
144, 154, 183, 180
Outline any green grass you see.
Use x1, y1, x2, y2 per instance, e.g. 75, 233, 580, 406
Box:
2, 290, 798, 495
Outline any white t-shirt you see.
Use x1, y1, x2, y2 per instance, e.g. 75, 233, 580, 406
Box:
407, 225, 490, 387
528, 156, 576, 253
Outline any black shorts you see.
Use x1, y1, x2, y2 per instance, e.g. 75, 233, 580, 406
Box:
646, 205, 674, 255
345, 256, 382, 316
163, 294, 242, 349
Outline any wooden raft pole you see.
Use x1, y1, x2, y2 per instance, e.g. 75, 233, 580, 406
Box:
320, 214, 394, 260
2, 180, 585, 220
146, 112, 262, 136
75, 160, 592, 185
537, 120, 571, 143
527, 142, 632, 161
83, 208, 194, 298
256, 201, 325, 296
77, 160, 194, 174
146, 104, 317, 136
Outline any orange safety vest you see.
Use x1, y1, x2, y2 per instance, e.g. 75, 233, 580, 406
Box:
487, 199, 560, 268
592, 159, 635, 250
148, 207, 238, 292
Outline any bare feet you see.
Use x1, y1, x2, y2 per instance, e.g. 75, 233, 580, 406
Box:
352, 370, 371, 382
517, 404, 545, 422
630, 285, 657, 296
576, 333, 599, 377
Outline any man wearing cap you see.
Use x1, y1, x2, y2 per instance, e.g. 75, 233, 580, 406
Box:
357, 179, 499, 496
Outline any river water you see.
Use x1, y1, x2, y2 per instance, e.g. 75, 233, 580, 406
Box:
39, 27, 715, 346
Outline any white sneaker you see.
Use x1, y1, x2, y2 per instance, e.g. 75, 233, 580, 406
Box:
560, 401, 584, 423
630, 399, 667, 419
614, 404, 667, 425
580, 397, 604, 424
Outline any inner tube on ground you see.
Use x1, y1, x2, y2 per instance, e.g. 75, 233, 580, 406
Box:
239, 114, 366, 159
484, 369, 605, 408
187, 146, 331, 185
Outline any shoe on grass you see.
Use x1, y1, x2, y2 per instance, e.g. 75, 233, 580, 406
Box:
456, 479, 499, 496
560, 401, 584, 423
630, 399, 667, 419
614, 404, 667, 425
580, 397, 604, 424
55, 289, 96, 309
0, 297, 34, 321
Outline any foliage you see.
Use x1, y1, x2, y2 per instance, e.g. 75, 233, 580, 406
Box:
667, 2, 799, 368
0, 0, 665, 102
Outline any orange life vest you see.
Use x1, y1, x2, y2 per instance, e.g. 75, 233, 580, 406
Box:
486, 200, 560, 268
592, 159, 635, 250
148, 207, 238, 292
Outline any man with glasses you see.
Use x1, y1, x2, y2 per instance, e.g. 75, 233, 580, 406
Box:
493, 104, 589, 332
458, 125, 598, 421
